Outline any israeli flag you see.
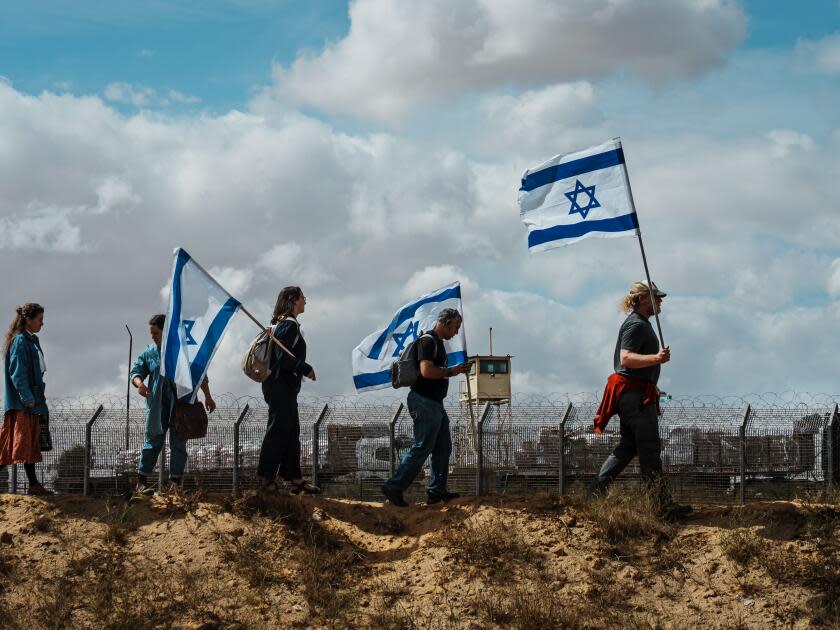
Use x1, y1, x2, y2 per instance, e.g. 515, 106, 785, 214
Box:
352, 282, 467, 392
161, 248, 242, 402
519, 138, 639, 252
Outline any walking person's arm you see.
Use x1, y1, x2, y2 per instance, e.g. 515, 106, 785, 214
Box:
619, 347, 670, 369
199, 378, 216, 413
419, 361, 470, 379
8, 337, 35, 408
130, 353, 151, 398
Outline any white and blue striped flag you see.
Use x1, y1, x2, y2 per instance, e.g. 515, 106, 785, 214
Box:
161, 248, 242, 402
519, 138, 639, 252
352, 282, 467, 392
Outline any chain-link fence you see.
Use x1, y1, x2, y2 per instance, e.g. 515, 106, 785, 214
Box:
2, 393, 838, 504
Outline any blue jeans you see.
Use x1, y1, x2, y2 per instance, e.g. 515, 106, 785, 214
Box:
138, 416, 188, 479
384, 390, 452, 494
591, 389, 663, 495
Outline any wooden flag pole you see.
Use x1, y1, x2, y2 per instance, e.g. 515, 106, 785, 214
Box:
239, 305, 298, 360
614, 137, 665, 347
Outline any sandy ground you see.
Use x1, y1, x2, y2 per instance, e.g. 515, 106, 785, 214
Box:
0, 489, 837, 629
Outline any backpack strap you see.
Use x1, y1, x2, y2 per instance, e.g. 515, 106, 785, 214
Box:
277, 317, 301, 350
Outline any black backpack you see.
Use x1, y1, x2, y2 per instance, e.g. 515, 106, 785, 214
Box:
390, 333, 433, 389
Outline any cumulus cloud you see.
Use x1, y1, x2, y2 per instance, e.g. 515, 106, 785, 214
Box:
104, 82, 200, 108
0, 208, 84, 253
1, 34, 839, 402
796, 31, 840, 74
271, 0, 746, 121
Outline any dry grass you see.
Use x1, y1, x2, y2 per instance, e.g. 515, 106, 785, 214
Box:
373, 512, 405, 535
719, 506, 840, 626
218, 490, 367, 625
100, 499, 139, 545
439, 512, 539, 578
219, 522, 288, 589
583, 484, 674, 546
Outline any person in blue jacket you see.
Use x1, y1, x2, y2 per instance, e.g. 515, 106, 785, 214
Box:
257, 286, 320, 494
130, 313, 216, 494
2, 303, 52, 495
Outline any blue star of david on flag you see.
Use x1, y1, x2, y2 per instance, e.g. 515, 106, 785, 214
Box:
391, 321, 419, 357
565, 179, 600, 219
182, 320, 198, 345
518, 139, 640, 251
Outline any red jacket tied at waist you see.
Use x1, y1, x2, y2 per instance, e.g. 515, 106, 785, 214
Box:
593, 373, 660, 434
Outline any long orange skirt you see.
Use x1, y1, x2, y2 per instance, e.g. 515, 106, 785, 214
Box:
0, 410, 42, 465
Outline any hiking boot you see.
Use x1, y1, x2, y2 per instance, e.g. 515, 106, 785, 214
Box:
27, 483, 53, 496
135, 481, 155, 496
426, 490, 460, 505
381, 484, 409, 508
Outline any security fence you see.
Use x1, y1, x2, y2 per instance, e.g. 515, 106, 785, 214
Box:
2, 393, 838, 504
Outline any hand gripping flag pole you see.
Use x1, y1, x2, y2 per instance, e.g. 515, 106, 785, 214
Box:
614, 137, 665, 347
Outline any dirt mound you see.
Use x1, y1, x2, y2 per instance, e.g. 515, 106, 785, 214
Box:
1, 489, 838, 629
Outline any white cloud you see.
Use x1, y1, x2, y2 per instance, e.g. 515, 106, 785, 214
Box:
271, 0, 746, 121
209, 266, 255, 297
104, 82, 200, 108
796, 31, 840, 74
1, 34, 839, 402
0, 208, 84, 253
828, 259, 840, 297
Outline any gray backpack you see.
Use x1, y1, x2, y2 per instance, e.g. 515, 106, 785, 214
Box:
390, 333, 433, 389
241, 319, 300, 383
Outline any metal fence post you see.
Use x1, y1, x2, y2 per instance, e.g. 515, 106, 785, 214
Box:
739, 405, 751, 505
558, 402, 573, 496
312, 404, 329, 487
83, 405, 104, 497
828, 404, 838, 490
232, 404, 250, 496
388, 403, 404, 478
476, 403, 491, 496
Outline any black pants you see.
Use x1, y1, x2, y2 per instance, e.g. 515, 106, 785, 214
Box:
256, 391, 302, 481
591, 389, 663, 495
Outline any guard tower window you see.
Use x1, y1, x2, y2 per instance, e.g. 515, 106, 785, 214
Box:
479, 359, 508, 374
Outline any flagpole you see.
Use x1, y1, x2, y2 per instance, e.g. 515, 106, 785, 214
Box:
239, 305, 298, 359
614, 137, 665, 347
125, 324, 132, 451
457, 315, 477, 436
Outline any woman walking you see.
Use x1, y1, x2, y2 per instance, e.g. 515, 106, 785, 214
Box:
131, 314, 216, 494
257, 286, 320, 494
2, 303, 52, 495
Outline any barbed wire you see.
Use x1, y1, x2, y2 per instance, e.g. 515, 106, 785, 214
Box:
43, 391, 840, 415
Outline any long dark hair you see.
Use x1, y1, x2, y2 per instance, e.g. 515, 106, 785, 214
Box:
271, 286, 302, 324
4, 303, 44, 354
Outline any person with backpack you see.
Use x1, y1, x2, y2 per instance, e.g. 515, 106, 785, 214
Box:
131, 314, 216, 495
381, 308, 470, 507
1, 303, 53, 495
256, 286, 320, 494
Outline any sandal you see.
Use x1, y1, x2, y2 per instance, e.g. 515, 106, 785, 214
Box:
290, 480, 322, 495
27, 483, 54, 496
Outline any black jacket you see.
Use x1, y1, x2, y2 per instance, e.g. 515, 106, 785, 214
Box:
261, 318, 311, 399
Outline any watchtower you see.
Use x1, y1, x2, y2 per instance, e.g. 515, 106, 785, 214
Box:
458, 354, 512, 405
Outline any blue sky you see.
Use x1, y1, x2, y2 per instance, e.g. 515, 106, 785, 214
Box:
1, 0, 839, 398
2, 1, 836, 112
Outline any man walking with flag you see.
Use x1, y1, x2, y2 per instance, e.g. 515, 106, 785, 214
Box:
380, 308, 470, 507
590, 282, 669, 496
519, 139, 689, 516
